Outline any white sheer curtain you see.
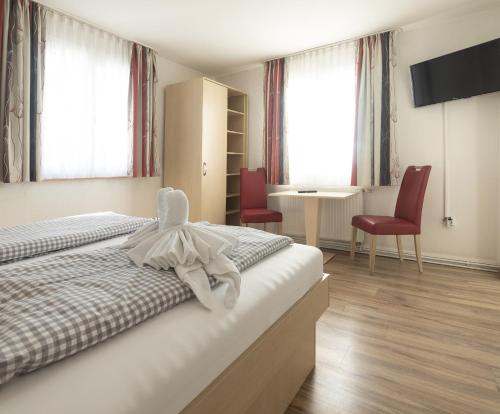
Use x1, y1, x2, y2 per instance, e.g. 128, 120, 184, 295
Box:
285, 42, 356, 186
40, 11, 132, 179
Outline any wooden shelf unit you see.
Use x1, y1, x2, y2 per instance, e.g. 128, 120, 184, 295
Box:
164, 77, 247, 226
226, 88, 247, 225
164, 77, 228, 224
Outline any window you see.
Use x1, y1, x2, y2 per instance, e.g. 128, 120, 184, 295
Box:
40, 11, 132, 179
285, 42, 356, 186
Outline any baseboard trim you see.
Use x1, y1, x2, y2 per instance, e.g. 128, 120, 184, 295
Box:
289, 235, 499, 273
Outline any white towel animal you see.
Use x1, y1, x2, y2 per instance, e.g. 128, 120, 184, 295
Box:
121, 188, 241, 310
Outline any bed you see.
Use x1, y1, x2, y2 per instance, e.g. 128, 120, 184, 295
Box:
0, 214, 328, 414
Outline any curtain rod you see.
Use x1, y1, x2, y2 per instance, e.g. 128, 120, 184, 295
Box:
35, 0, 159, 53
267, 26, 402, 62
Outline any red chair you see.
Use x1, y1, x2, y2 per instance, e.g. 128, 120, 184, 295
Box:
240, 168, 283, 234
351, 166, 431, 274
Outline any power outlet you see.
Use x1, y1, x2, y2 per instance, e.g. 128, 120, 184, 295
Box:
443, 217, 454, 228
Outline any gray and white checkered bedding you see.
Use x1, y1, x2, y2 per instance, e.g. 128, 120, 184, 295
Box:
0, 224, 292, 385
0, 213, 152, 263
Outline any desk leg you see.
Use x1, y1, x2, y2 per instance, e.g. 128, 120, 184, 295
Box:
304, 197, 335, 264
304, 198, 320, 247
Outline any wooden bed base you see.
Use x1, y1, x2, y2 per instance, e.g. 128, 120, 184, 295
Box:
182, 274, 330, 414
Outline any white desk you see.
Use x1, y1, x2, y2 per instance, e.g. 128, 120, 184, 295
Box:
268, 190, 357, 263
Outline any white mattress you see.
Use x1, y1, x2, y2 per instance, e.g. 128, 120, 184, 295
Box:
0, 238, 323, 414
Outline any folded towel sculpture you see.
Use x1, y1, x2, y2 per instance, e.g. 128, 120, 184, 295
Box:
121, 188, 241, 310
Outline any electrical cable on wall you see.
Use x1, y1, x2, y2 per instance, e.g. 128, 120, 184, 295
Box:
442, 102, 453, 227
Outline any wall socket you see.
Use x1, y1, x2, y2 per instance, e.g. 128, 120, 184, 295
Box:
443, 216, 454, 227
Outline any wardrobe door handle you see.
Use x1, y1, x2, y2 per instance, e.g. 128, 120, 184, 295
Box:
202, 162, 207, 176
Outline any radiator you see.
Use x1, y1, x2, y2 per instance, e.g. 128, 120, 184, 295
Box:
267, 189, 364, 242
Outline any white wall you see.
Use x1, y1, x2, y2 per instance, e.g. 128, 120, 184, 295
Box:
373, 6, 500, 266
218, 5, 500, 266
0, 56, 202, 226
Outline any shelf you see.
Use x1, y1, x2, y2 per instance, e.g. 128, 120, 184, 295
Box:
227, 130, 244, 135
226, 209, 240, 215
228, 109, 244, 116
228, 88, 245, 97
227, 152, 244, 155
226, 173, 240, 177
226, 193, 240, 198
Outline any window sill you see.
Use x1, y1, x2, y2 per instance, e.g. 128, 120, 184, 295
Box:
39, 176, 159, 182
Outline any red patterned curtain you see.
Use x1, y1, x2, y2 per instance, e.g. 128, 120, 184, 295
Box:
0, 1, 4, 58
129, 44, 159, 178
264, 58, 287, 184
0, 0, 45, 183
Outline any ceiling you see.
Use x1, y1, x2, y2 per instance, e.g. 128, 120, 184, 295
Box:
39, 0, 496, 75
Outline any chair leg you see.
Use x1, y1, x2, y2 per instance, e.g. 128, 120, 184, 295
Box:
276, 221, 283, 235
264, 223, 267, 232
369, 235, 377, 274
240, 221, 248, 227
396, 235, 404, 262
414, 234, 423, 273
350, 227, 357, 259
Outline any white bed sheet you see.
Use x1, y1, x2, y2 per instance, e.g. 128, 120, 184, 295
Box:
0, 238, 323, 414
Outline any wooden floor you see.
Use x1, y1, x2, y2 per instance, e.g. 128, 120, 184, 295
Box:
287, 251, 500, 414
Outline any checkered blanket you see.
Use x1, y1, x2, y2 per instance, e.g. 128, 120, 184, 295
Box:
0, 213, 152, 263
0, 224, 292, 385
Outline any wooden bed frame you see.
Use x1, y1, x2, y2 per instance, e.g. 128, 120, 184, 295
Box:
182, 273, 330, 414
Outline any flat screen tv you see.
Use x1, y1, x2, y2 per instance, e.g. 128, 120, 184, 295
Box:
410, 38, 500, 107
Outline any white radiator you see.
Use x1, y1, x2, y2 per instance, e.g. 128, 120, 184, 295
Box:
267, 188, 364, 242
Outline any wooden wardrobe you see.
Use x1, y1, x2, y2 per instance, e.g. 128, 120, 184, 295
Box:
164, 77, 247, 225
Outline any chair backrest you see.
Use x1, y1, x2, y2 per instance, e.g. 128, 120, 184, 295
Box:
240, 168, 268, 210
394, 166, 432, 232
